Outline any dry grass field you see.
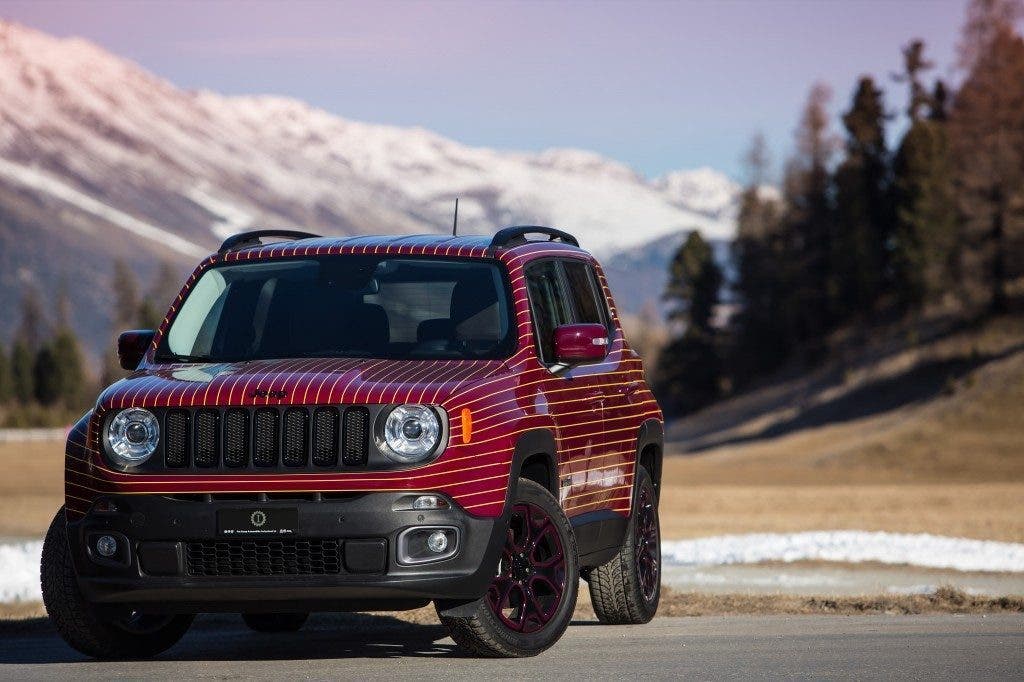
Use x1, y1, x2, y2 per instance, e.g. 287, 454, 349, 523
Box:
1, 318, 1021, 543
0, 440, 66, 538
661, 314, 1024, 543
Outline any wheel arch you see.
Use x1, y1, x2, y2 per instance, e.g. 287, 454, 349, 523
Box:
510, 428, 559, 499
634, 419, 664, 498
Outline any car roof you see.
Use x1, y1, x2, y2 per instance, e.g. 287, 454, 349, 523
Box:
215, 233, 592, 263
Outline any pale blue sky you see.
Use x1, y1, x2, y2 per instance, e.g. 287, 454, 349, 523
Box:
1, 0, 970, 180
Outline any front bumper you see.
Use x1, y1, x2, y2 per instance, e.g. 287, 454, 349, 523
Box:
68, 492, 508, 616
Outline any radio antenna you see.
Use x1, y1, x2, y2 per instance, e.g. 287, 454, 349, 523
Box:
452, 197, 459, 236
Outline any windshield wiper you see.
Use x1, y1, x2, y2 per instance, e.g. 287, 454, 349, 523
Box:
155, 352, 217, 364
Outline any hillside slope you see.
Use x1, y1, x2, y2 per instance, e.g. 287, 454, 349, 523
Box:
0, 20, 738, 357
666, 315, 1024, 485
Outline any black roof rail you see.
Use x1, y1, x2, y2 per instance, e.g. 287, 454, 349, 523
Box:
490, 225, 580, 250
218, 230, 322, 254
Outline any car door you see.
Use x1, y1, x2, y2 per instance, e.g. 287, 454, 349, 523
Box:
524, 259, 608, 514
558, 258, 629, 516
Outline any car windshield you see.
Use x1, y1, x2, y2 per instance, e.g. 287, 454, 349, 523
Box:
156, 256, 515, 362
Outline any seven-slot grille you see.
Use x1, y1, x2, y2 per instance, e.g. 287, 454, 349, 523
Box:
163, 407, 369, 470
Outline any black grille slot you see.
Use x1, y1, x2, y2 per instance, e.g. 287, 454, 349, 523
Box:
223, 409, 249, 468
312, 408, 339, 466
194, 410, 219, 468
282, 408, 309, 467
342, 407, 370, 466
165, 410, 189, 468
253, 409, 280, 467
185, 538, 343, 577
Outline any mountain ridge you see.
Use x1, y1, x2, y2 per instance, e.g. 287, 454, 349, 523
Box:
0, 19, 741, 358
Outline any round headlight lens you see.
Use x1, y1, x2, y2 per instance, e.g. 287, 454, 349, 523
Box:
382, 405, 441, 463
106, 408, 159, 467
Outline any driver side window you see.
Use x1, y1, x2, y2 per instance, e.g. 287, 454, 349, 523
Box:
525, 260, 573, 364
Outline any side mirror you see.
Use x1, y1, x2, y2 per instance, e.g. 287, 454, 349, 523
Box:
553, 323, 608, 364
117, 330, 156, 370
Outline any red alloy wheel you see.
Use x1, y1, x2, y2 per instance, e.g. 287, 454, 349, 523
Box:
486, 502, 567, 633
634, 485, 660, 602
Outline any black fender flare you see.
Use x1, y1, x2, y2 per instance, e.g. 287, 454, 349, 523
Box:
508, 428, 559, 500
634, 419, 664, 499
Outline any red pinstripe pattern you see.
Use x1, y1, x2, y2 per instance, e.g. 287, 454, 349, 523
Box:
66, 236, 662, 522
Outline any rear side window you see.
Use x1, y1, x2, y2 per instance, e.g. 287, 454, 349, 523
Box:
525, 261, 573, 362
562, 260, 608, 327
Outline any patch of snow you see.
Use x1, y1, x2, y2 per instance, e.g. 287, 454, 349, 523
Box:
0, 540, 42, 603
662, 531, 1024, 573
185, 185, 255, 240
0, 158, 207, 258
0, 19, 748, 256
655, 167, 740, 218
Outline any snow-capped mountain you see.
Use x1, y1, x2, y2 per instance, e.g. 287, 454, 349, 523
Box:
0, 20, 742, 357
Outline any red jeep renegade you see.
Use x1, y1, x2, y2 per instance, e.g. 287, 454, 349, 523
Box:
41, 226, 664, 658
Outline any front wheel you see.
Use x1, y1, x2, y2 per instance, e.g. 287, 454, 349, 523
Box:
587, 466, 661, 624
40, 507, 194, 659
438, 479, 578, 657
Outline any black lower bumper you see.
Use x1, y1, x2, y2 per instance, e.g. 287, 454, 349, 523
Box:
68, 493, 508, 615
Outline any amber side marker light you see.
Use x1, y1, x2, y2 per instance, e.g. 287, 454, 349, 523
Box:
461, 408, 473, 444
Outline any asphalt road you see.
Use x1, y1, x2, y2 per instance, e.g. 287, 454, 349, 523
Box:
1, 613, 1021, 680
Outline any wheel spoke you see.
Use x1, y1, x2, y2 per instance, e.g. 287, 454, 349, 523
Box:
486, 500, 568, 634
633, 484, 661, 602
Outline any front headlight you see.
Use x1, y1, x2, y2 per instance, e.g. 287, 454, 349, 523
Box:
379, 404, 441, 463
105, 408, 159, 467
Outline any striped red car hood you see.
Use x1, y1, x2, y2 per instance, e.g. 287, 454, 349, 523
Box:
99, 357, 512, 411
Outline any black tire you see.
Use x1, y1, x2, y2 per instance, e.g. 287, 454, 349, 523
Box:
438, 479, 578, 657
40, 507, 194, 659
242, 612, 309, 632
587, 466, 661, 624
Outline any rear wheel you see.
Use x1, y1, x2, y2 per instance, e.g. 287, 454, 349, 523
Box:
242, 612, 309, 632
41, 507, 194, 659
587, 466, 661, 624
438, 479, 578, 657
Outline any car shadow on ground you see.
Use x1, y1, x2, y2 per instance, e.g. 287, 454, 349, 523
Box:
0, 613, 460, 664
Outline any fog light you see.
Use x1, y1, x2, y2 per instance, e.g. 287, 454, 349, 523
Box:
397, 526, 458, 564
96, 535, 118, 558
427, 530, 449, 554
413, 495, 448, 510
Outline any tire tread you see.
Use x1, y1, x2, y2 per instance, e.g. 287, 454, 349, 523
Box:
587, 467, 659, 625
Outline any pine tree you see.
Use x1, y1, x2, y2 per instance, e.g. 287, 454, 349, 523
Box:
33, 344, 61, 406
832, 76, 893, 317
664, 231, 723, 334
893, 39, 935, 120
103, 259, 143, 385
655, 230, 724, 415
112, 259, 141, 330
731, 134, 788, 380
949, 0, 1024, 313
0, 343, 12, 404
16, 286, 46, 350
892, 42, 957, 308
138, 261, 182, 329
10, 342, 34, 404
780, 83, 837, 346
50, 328, 89, 409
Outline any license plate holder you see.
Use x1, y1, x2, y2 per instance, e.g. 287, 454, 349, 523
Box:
218, 508, 298, 536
